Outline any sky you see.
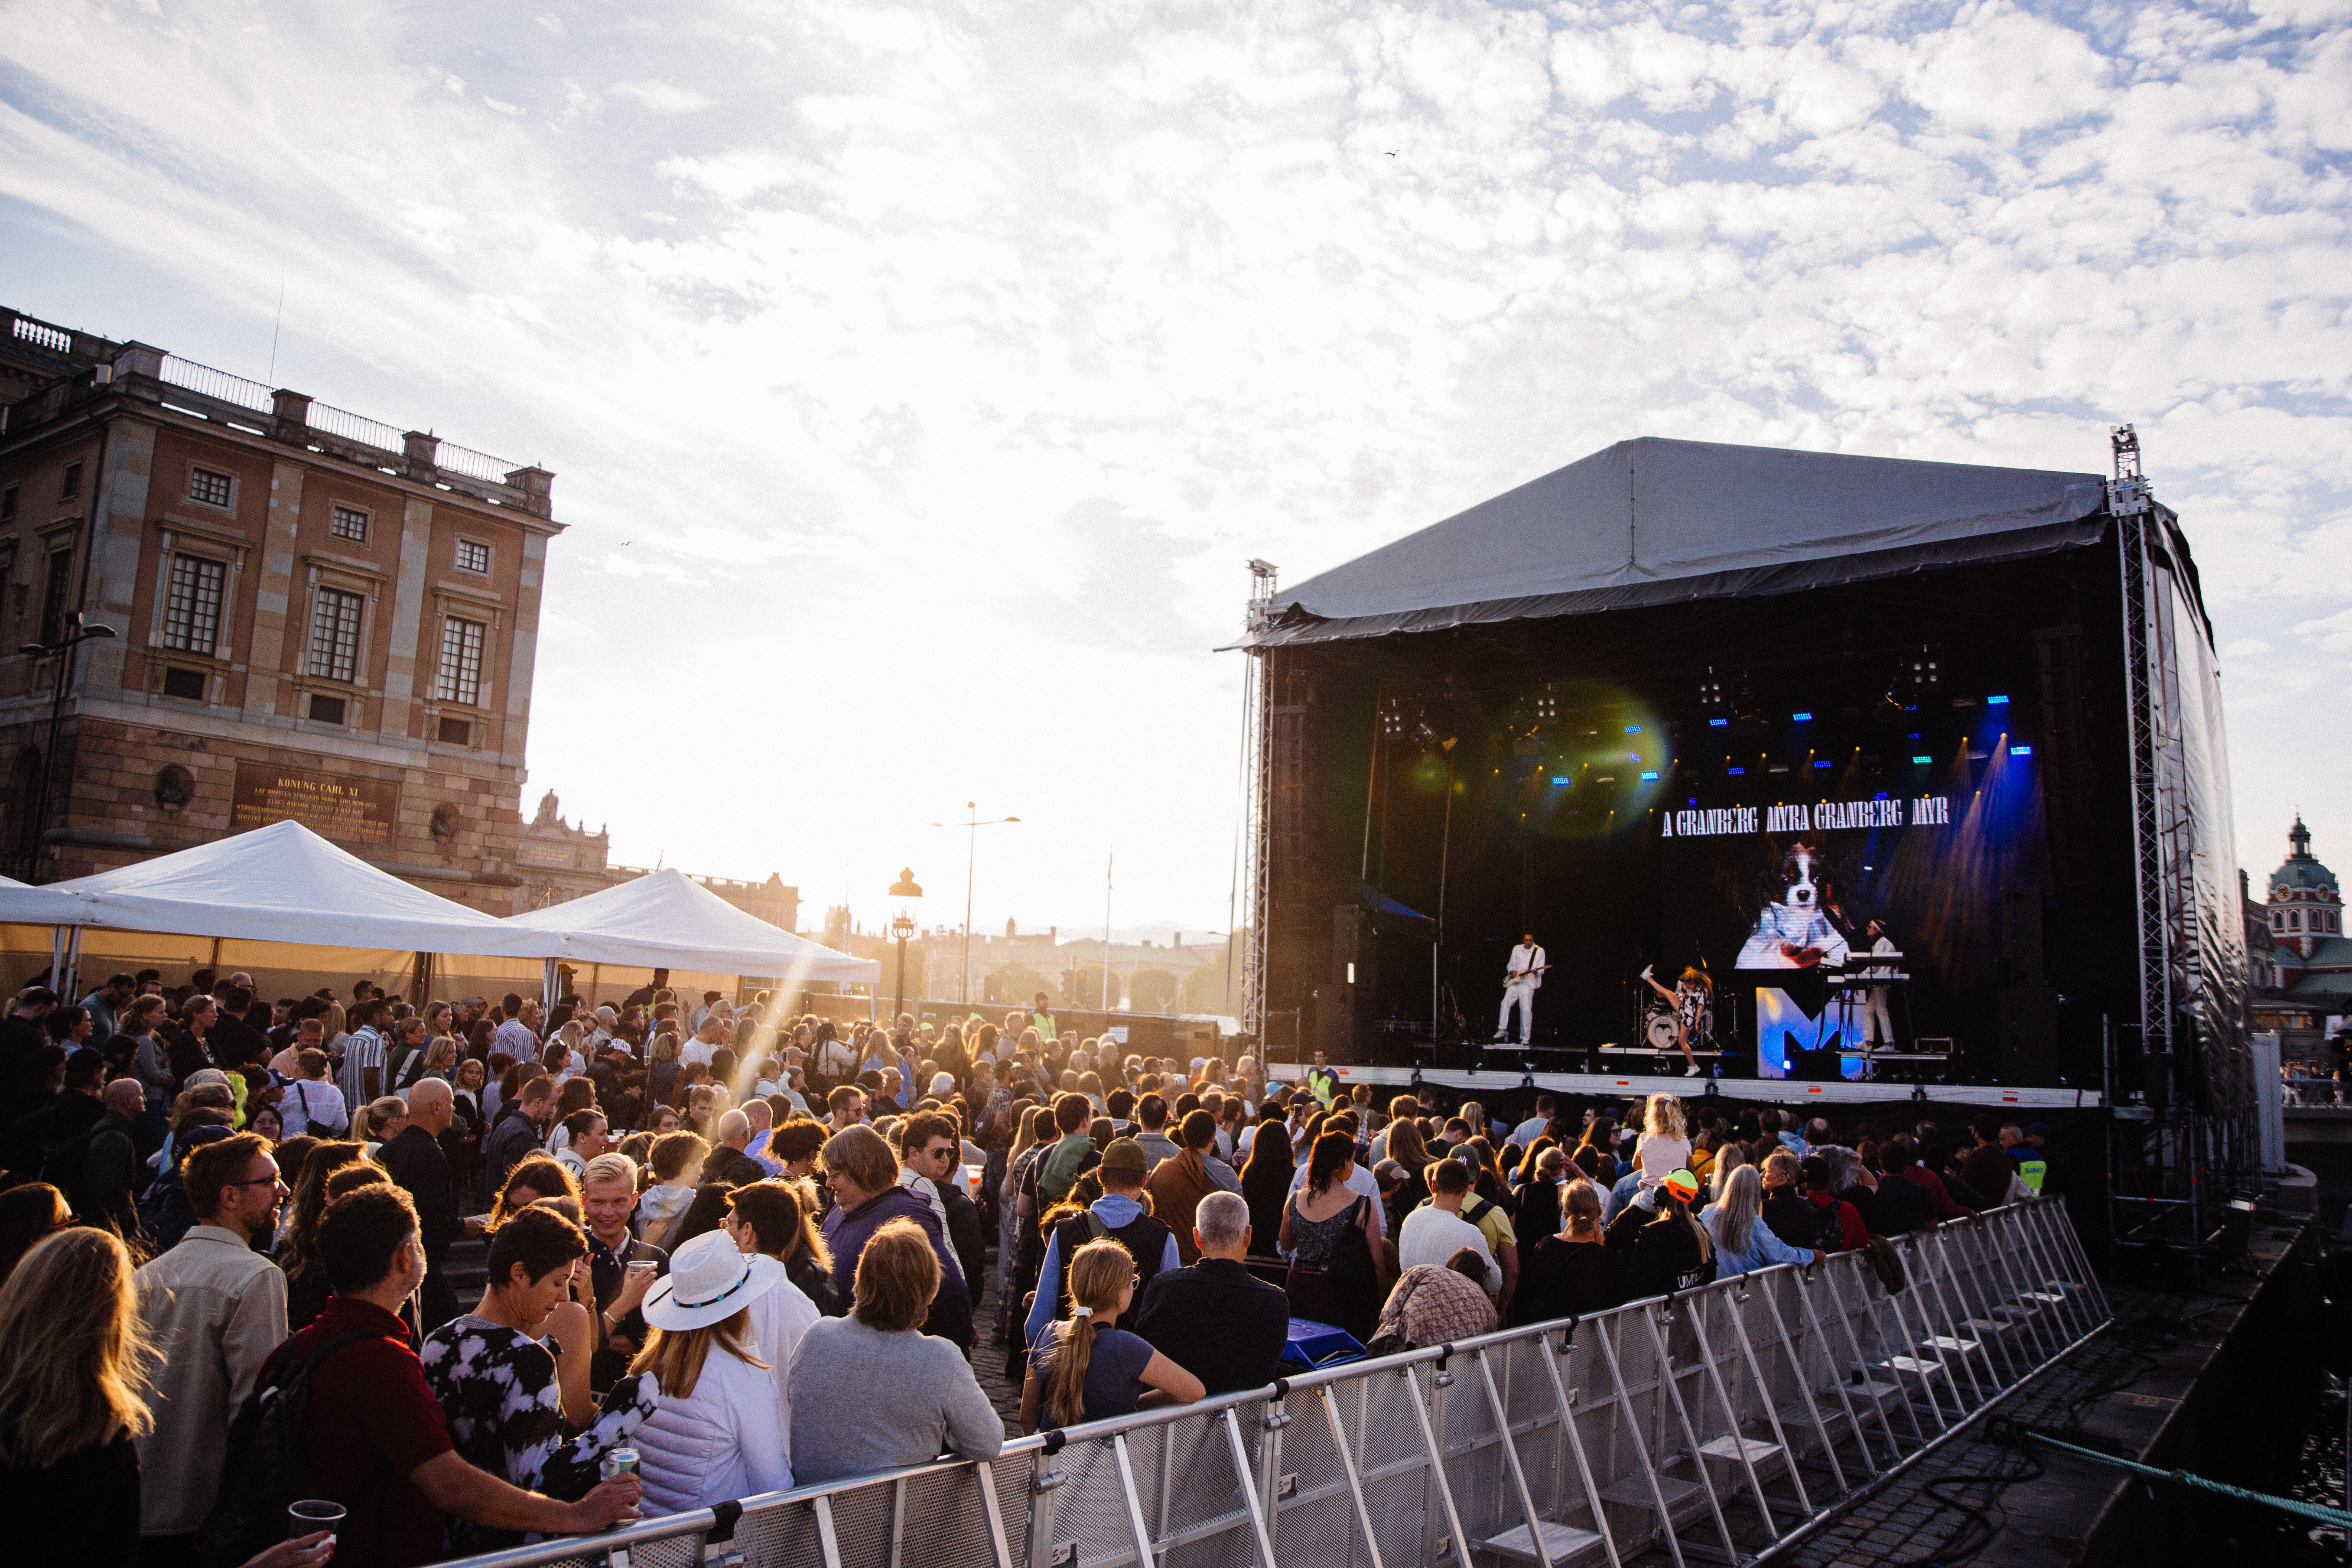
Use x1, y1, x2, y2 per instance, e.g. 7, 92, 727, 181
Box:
1, 0, 2346, 941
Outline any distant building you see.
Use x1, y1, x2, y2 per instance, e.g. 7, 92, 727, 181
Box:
0, 304, 556, 909
515, 788, 799, 930
2252, 817, 2348, 1049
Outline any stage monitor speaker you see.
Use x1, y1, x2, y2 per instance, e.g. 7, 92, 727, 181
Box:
1311, 982, 1358, 1060
1792, 1029, 1844, 1082
1999, 888, 2046, 986
1995, 983, 2057, 1082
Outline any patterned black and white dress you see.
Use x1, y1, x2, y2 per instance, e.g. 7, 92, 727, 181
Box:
420, 1315, 657, 1553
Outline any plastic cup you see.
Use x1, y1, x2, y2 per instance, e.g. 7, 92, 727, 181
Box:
289, 1500, 345, 1539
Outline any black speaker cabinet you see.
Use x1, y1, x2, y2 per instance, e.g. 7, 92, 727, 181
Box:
1311, 982, 1358, 1060
1999, 888, 2047, 986
1995, 984, 2057, 1083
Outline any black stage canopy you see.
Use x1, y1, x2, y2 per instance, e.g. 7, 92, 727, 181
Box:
1241, 437, 2113, 648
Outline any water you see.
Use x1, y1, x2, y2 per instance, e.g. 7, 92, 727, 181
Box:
2284, 1370, 2349, 1558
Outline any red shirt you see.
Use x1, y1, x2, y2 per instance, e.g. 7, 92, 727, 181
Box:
278, 1295, 453, 1568
1806, 1191, 1868, 1250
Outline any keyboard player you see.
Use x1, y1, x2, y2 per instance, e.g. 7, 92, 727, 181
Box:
1861, 920, 1899, 1048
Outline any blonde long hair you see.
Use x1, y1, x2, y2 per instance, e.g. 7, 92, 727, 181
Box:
0, 1229, 155, 1467
1643, 1094, 1685, 1139
628, 1307, 766, 1403
1713, 1164, 1763, 1255
1041, 1240, 1131, 1428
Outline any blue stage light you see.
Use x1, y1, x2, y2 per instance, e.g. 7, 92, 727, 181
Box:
1727, 767, 1746, 775
1624, 724, 1643, 733
1793, 711, 1813, 721
1550, 776, 1570, 786
1640, 770, 1659, 781
2010, 744, 2033, 755
1813, 760, 1831, 769
1988, 694, 2009, 705
1709, 717, 1728, 727
1912, 755, 1932, 764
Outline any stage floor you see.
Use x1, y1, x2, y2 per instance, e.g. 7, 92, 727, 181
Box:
1304, 1059, 2102, 1109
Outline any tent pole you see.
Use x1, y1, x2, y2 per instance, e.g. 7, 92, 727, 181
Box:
66, 927, 81, 1004
49, 926, 64, 993
541, 959, 558, 1015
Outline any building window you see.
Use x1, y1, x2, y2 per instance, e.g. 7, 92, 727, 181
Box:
453, 538, 490, 575
437, 716, 472, 746
59, 462, 81, 501
0, 486, 14, 524
436, 616, 486, 705
307, 693, 347, 725
160, 667, 207, 702
187, 468, 233, 509
329, 505, 369, 542
306, 587, 365, 683
36, 551, 72, 646
159, 555, 227, 654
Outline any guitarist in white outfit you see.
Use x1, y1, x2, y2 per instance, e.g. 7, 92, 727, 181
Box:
1495, 933, 1546, 1044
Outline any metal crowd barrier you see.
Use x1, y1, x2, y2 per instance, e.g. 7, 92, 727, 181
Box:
443, 1200, 2109, 1568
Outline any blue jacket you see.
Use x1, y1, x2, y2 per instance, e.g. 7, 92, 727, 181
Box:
1700, 1204, 1816, 1279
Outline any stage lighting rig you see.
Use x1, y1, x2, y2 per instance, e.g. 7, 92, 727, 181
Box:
1696, 667, 1724, 714
1412, 711, 1457, 754
1888, 644, 1942, 709
1379, 699, 1407, 740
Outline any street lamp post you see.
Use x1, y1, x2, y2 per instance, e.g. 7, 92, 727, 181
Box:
887, 867, 923, 1022
931, 803, 1020, 1006
17, 611, 117, 883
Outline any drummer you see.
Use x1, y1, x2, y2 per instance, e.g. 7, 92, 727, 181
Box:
1638, 964, 1710, 1077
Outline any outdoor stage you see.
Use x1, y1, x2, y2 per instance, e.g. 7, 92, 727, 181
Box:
1234, 435, 2249, 1157
1310, 1059, 2105, 1110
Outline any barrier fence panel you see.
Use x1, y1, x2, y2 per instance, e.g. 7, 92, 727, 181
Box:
439, 1202, 2107, 1568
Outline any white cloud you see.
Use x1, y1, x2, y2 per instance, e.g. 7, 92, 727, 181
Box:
0, 0, 2344, 930
609, 79, 712, 114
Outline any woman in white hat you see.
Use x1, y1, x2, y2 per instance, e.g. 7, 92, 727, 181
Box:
627, 1228, 794, 1513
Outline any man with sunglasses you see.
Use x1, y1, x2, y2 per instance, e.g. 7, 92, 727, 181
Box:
134, 1131, 290, 1565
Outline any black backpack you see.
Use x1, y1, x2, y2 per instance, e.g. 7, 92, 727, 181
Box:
1805, 1195, 1846, 1254
198, 1329, 377, 1568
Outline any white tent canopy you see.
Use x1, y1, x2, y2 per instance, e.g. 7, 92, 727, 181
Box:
502, 868, 876, 984
0, 873, 84, 924
36, 820, 550, 955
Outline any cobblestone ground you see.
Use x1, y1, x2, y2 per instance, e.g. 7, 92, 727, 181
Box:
970, 1249, 1028, 1434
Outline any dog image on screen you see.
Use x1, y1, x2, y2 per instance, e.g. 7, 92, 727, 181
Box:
1735, 837, 1853, 969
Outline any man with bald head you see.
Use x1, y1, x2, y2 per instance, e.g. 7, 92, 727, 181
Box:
700, 1107, 768, 1188
380, 1078, 467, 1328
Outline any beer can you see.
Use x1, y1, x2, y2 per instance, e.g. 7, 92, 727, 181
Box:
601, 1448, 640, 1482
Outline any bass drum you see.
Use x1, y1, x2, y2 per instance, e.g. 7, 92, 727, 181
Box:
1644, 1010, 1681, 1051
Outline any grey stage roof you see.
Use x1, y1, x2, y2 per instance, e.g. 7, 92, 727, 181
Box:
1239, 437, 2114, 647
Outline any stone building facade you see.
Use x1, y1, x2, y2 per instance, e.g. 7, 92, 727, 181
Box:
0, 305, 556, 910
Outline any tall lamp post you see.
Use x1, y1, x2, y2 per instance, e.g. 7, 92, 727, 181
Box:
18, 611, 116, 883
887, 867, 923, 1023
931, 803, 1020, 1006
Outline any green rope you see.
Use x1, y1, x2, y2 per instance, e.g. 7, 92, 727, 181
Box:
2021, 1430, 2352, 1531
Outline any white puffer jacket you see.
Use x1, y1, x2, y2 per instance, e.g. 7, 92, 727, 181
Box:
633, 1340, 793, 1515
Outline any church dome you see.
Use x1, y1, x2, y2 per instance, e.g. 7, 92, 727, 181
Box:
2270, 817, 2339, 898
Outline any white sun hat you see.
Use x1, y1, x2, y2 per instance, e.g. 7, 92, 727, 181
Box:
641, 1229, 786, 1332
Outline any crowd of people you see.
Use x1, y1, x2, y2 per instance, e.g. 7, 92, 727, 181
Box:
0, 971, 2062, 1568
